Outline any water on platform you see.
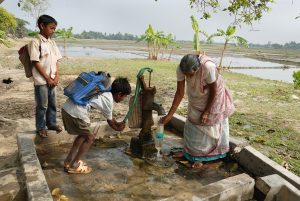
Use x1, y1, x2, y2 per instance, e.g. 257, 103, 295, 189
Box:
37, 129, 243, 201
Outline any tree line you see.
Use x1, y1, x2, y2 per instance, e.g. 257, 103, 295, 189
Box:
73, 31, 139, 41
249, 41, 300, 50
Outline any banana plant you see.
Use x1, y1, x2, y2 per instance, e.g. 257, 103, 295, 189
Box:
153, 31, 165, 60
55, 27, 75, 57
138, 24, 156, 59
191, 15, 208, 55
138, 24, 171, 60
207, 25, 248, 70
161, 34, 180, 60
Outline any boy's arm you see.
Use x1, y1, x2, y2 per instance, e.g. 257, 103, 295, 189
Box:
32, 61, 55, 86
53, 63, 59, 86
29, 39, 55, 86
107, 118, 125, 131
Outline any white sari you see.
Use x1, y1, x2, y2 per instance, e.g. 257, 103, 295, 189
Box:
176, 55, 234, 160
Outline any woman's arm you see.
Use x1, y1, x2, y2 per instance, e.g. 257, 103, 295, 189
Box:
201, 81, 217, 124
161, 80, 185, 124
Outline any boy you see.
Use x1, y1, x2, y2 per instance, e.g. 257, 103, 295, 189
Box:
28, 15, 63, 138
62, 77, 131, 174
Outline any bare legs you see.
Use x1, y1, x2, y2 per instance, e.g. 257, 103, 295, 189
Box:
64, 134, 95, 169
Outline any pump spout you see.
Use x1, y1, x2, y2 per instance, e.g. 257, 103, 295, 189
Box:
152, 102, 166, 116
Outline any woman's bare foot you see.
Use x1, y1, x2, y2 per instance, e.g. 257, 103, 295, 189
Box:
191, 162, 203, 168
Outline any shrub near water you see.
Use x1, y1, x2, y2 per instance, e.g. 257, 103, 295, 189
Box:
293, 70, 300, 89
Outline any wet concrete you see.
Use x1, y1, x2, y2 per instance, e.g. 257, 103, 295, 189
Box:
36, 129, 244, 201
0, 167, 26, 201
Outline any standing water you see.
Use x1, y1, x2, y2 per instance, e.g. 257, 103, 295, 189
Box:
36, 129, 244, 201
59, 45, 300, 83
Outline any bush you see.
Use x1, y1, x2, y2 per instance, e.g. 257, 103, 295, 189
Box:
0, 7, 17, 33
293, 70, 300, 89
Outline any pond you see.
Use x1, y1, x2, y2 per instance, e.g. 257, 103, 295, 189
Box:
58, 45, 300, 83
37, 129, 243, 201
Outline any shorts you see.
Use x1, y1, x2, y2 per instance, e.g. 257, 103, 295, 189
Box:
62, 108, 92, 135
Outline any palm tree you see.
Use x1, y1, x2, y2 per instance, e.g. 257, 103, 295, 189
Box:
55, 27, 75, 57
190, 15, 208, 55
208, 25, 248, 70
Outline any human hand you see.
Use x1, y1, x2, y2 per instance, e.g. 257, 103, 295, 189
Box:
115, 121, 125, 131
46, 78, 55, 87
139, 75, 144, 81
200, 111, 209, 124
160, 114, 172, 125
53, 76, 59, 86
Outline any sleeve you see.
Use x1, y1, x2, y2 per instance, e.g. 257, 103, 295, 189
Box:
203, 61, 217, 84
28, 39, 40, 62
176, 65, 185, 81
52, 41, 63, 61
89, 92, 113, 120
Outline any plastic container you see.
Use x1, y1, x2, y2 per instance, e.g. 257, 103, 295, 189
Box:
154, 123, 164, 158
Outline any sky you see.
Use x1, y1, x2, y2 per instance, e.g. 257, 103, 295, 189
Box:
1, 0, 300, 44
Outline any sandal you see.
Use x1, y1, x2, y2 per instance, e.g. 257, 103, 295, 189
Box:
68, 161, 92, 174
48, 125, 63, 133
37, 129, 48, 138
64, 160, 86, 172
64, 162, 70, 172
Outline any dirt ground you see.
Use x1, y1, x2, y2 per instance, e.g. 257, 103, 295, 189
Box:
0, 68, 35, 167
0, 66, 137, 171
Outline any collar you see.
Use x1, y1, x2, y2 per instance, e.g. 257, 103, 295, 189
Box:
38, 34, 51, 42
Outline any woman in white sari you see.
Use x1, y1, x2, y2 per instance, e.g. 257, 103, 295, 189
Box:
161, 54, 234, 168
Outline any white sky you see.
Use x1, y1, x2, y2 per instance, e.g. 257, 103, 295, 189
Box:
1, 0, 300, 44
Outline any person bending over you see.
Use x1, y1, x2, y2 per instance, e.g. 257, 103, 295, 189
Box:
62, 77, 131, 174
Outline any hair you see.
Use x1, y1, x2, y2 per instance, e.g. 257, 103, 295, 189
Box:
37, 15, 57, 30
111, 77, 131, 95
179, 54, 200, 73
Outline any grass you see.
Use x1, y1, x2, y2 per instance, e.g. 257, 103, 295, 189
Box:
1, 38, 300, 176
58, 57, 300, 176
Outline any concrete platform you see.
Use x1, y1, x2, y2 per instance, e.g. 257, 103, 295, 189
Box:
17, 114, 300, 200
255, 174, 300, 201
167, 173, 254, 201
0, 167, 26, 201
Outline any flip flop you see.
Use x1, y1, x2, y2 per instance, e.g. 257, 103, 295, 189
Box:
37, 129, 48, 138
48, 125, 63, 133
63, 162, 70, 172
68, 161, 92, 174
64, 160, 87, 172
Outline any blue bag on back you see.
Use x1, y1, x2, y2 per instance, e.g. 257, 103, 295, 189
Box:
64, 71, 112, 105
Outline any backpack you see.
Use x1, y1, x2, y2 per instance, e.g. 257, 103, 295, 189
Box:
64, 71, 112, 106
18, 40, 41, 78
